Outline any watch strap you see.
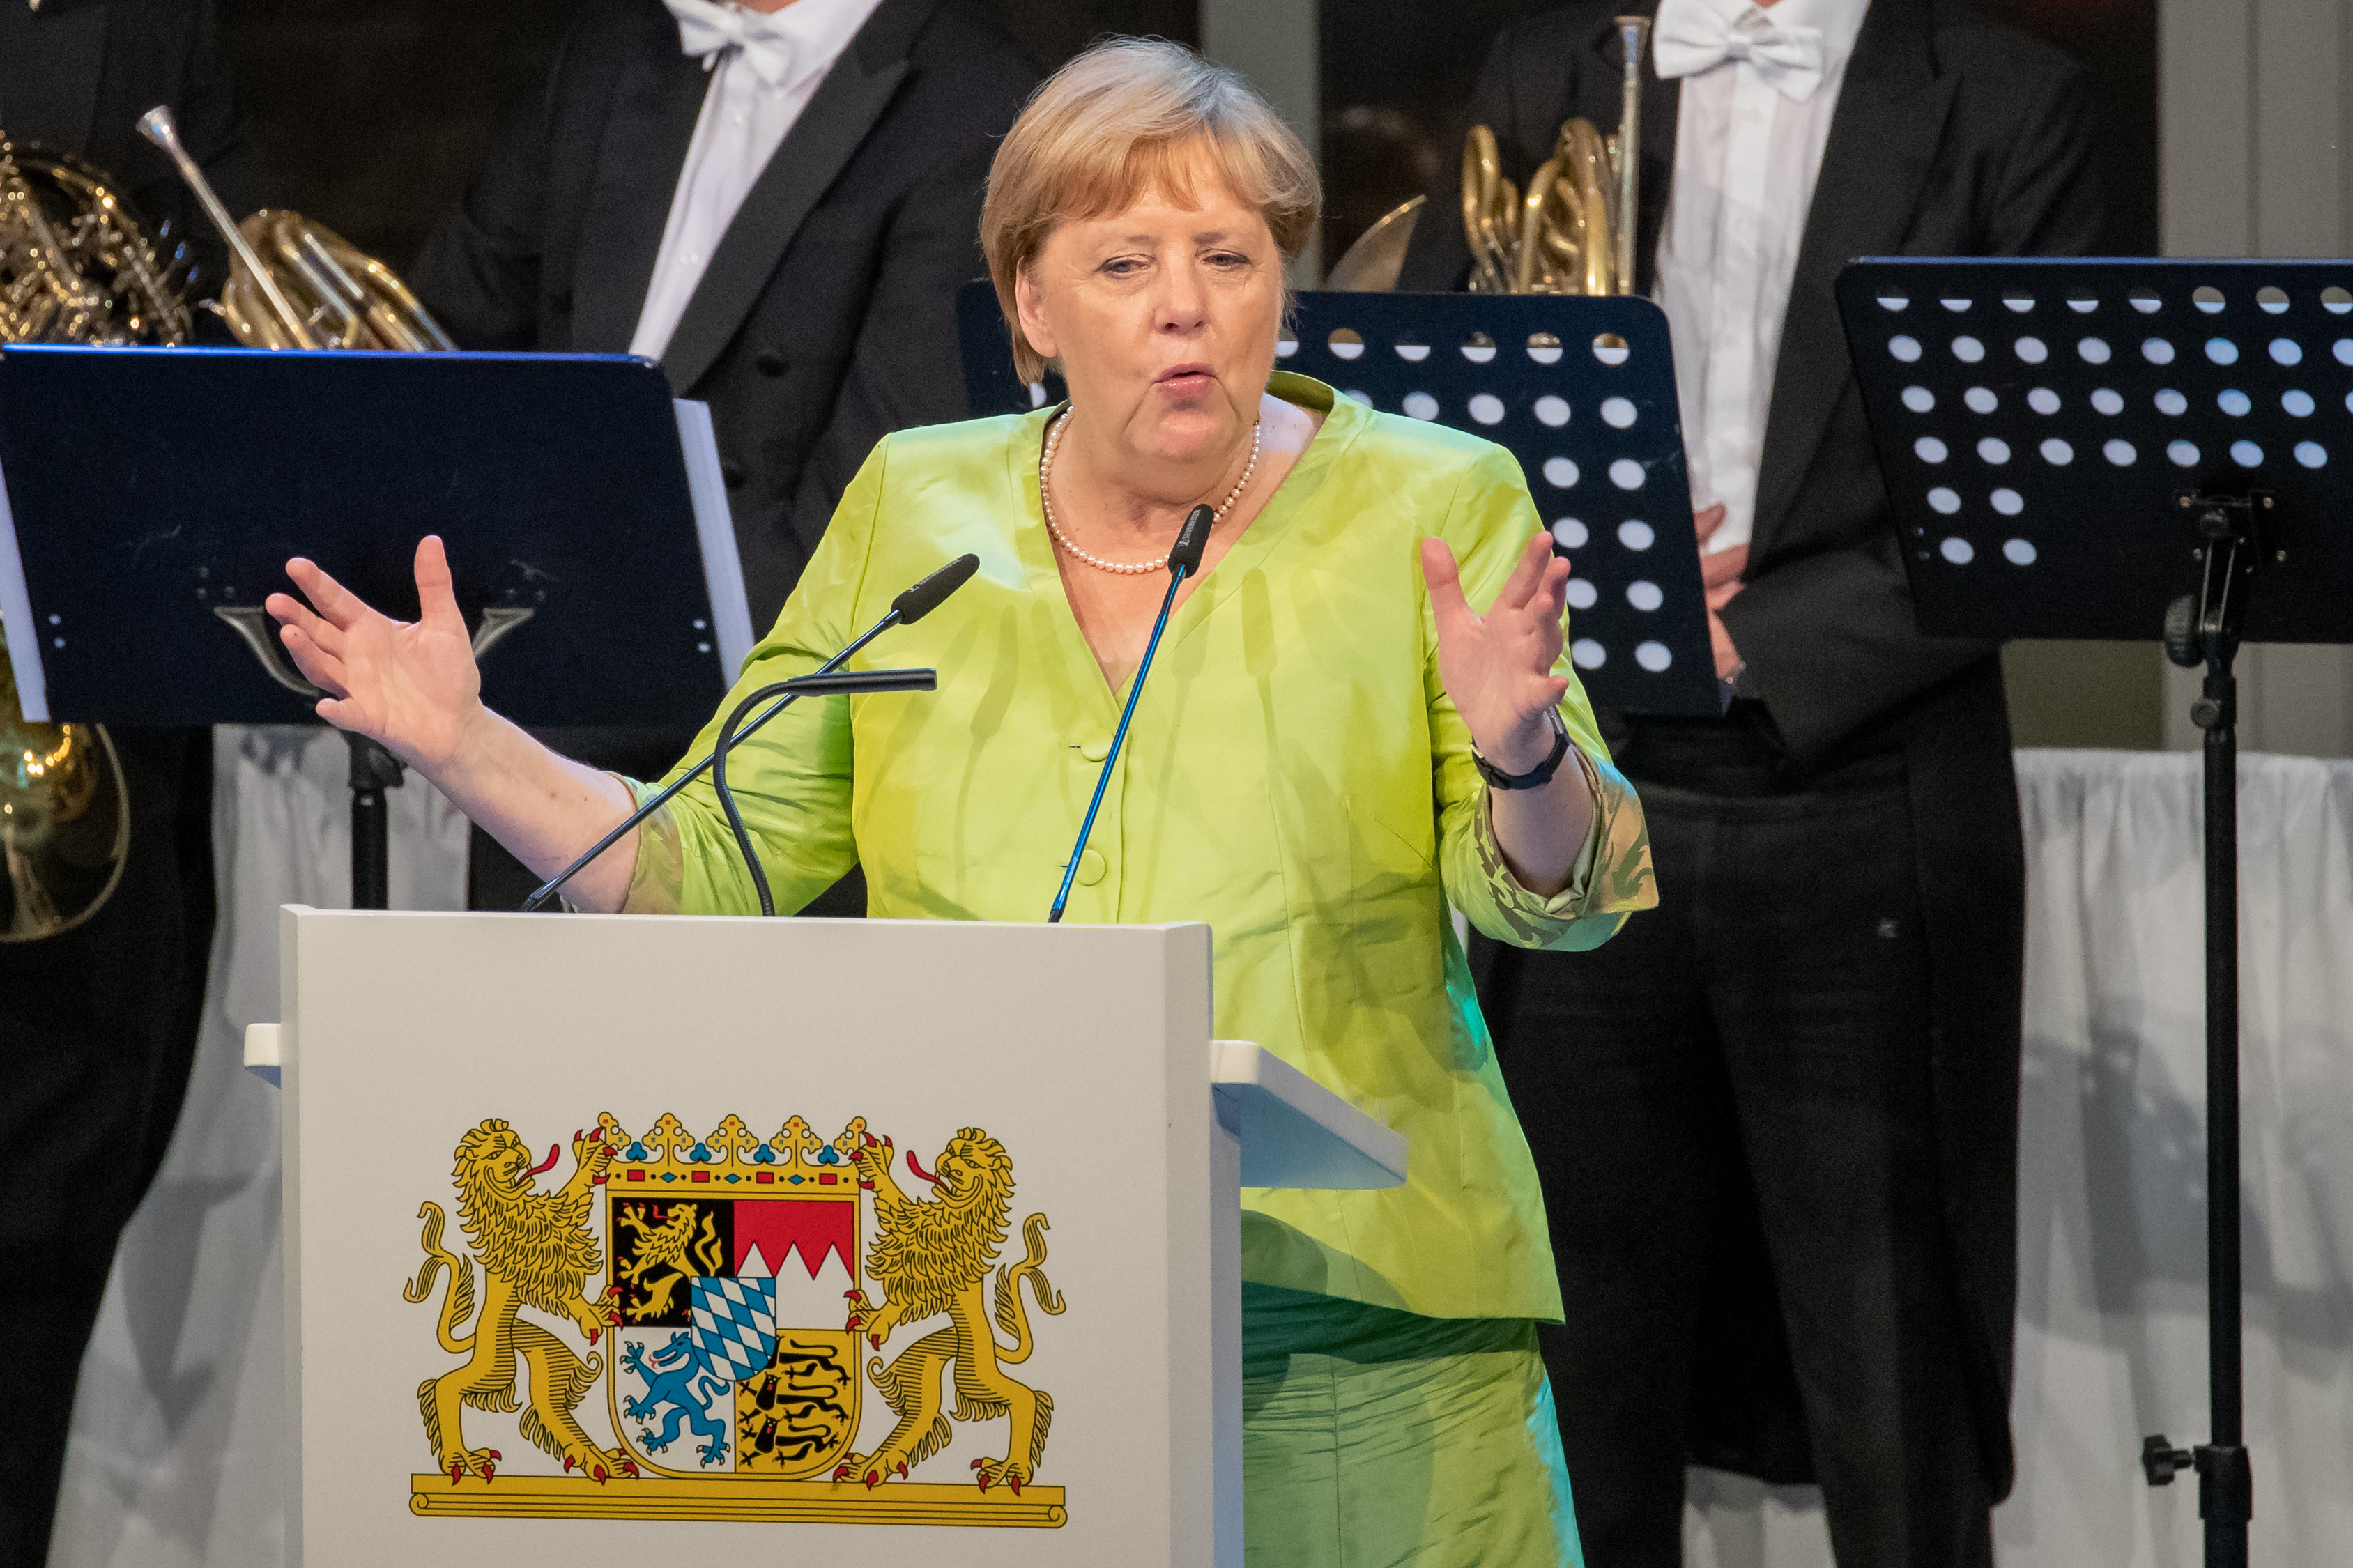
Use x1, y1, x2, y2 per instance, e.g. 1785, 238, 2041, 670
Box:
1473, 706, 1570, 791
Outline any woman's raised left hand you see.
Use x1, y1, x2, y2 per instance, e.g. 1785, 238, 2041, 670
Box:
1422, 530, 1572, 774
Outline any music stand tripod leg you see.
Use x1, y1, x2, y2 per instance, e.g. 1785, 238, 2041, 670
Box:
2145, 491, 2264, 1568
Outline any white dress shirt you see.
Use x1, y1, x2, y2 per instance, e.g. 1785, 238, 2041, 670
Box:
629, 0, 887, 361
1653, 0, 1871, 551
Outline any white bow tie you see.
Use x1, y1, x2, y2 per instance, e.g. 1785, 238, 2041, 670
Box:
1652, 1, 1830, 101
663, 0, 802, 89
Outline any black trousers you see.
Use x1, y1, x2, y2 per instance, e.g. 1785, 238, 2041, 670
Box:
0, 727, 213, 1566
1480, 712, 1992, 1568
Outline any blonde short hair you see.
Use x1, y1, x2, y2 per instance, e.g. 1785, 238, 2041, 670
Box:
980, 38, 1321, 385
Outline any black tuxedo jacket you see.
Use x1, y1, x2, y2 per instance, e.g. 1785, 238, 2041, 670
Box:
1404, 0, 2103, 1500
0, 0, 265, 291
411, 0, 1036, 627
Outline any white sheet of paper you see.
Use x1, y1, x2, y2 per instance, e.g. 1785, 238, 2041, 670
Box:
673, 398, 756, 677
0, 454, 49, 722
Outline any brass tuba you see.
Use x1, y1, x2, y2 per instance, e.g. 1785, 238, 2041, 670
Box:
1463, 16, 1652, 295
139, 106, 454, 352
0, 123, 187, 937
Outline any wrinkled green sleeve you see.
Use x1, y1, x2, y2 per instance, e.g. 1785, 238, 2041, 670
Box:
615, 439, 888, 914
1426, 446, 1655, 951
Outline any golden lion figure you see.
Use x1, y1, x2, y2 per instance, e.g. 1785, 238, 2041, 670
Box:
838, 1128, 1066, 1493
404, 1119, 637, 1483
613, 1199, 723, 1322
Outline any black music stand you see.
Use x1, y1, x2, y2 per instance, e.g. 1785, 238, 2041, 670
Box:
0, 346, 751, 909
1840, 256, 2353, 1568
956, 280, 1720, 716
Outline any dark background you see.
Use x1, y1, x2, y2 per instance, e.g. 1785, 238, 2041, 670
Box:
215, 0, 2160, 746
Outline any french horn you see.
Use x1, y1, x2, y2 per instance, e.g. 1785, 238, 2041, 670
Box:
0, 107, 456, 939
1463, 16, 1651, 295
0, 127, 192, 345
0, 124, 191, 937
139, 106, 454, 352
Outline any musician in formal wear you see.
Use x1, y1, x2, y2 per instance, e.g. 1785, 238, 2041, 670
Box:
408, 0, 1036, 912
1399, 1, 2103, 1563
266, 40, 1653, 1565
0, 3, 263, 1558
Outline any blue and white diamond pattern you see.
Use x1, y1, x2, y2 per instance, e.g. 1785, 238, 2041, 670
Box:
690, 1277, 779, 1383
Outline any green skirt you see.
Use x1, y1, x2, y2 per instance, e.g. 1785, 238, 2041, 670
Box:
1242, 1284, 1585, 1567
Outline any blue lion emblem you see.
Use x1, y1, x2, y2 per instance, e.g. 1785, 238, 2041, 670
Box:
620, 1332, 733, 1465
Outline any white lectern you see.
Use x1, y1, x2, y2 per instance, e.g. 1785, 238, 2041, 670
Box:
250, 908, 1404, 1567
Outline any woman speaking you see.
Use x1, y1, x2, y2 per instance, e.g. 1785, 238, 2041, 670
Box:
267, 38, 1650, 1567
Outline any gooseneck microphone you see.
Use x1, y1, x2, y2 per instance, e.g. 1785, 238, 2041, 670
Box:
710, 668, 935, 917
1046, 505, 1213, 924
520, 553, 979, 912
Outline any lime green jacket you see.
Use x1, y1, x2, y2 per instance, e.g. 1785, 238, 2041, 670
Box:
622, 373, 1655, 1321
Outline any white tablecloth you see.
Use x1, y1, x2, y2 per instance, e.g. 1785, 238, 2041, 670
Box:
46, 746, 2353, 1567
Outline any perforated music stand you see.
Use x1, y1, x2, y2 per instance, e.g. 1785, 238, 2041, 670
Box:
955, 281, 1719, 716
0, 346, 753, 909
1839, 256, 2353, 1568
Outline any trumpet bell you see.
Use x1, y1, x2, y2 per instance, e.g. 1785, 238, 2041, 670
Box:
1, 649, 129, 942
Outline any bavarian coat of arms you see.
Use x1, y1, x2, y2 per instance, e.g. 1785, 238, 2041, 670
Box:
400, 1110, 1067, 1525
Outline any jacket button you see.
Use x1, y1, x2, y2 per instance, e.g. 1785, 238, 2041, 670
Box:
1071, 847, 1107, 886
754, 350, 787, 377
721, 461, 746, 488
1079, 736, 1110, 762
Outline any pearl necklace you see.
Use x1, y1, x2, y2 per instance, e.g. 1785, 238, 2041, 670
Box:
1038, 409, 1261, 575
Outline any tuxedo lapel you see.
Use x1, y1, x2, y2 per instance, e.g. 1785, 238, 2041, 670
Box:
1750, 0, 1955, 558
659, 0, 939, 392
0, 2, 109, 156
570, 36, 710, 354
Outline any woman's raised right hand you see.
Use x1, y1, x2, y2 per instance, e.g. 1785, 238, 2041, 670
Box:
266, 535, 485, 774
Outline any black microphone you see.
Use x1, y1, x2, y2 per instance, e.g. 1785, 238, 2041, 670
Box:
520, 554, 978, 912
1047, 505, 1213, 923
1166, 499, 1212, 575
894, 551, 980, 623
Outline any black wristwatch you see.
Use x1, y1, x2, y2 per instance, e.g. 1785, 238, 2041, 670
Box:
1473, 706, 1570, 790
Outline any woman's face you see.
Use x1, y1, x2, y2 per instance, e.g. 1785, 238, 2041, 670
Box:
1015, 147, 1283, 475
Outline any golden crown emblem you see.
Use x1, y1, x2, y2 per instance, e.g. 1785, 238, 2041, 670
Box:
598, 1111, 879, 1195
